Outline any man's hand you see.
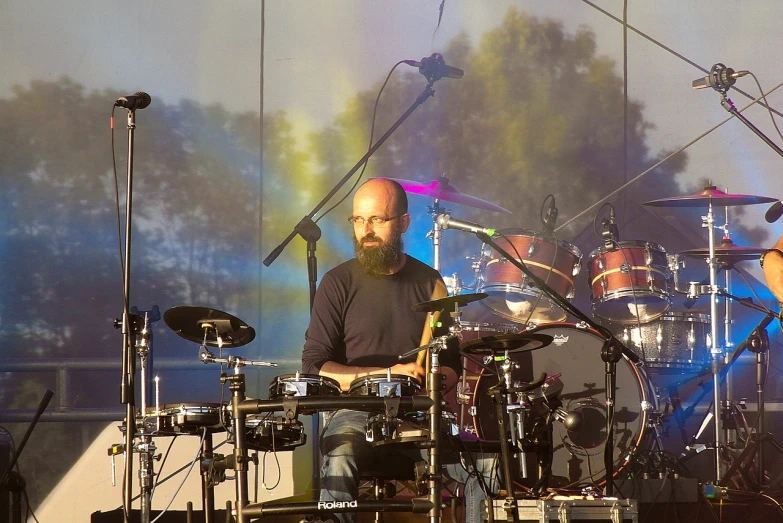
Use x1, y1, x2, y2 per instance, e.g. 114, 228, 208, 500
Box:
390, 361, 426, 384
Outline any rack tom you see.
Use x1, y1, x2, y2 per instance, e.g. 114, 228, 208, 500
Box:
478, 229, 582, 324
587, 240, 670, 323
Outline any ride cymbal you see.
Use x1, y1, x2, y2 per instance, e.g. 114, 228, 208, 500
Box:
383, 176, 511, 214
644, 185, 776, 208
163, 306, 255, 348
460, 333, 552, 355
412, 293, 488, 313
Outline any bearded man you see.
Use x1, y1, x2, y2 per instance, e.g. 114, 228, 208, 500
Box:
302, 177, 494, 523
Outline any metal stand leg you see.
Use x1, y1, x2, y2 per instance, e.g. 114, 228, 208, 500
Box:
201, 433, 216, 523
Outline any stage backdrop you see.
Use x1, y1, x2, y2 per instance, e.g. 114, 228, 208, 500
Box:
2, 0, 783, 511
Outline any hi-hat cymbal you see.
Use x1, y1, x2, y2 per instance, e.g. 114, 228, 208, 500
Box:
644, 185, 776, 208
679, 237, 764, 263
412, 293, 488, 313
460, 333, 552, 355
163, 306, 256, 348
383, 176, 511, 214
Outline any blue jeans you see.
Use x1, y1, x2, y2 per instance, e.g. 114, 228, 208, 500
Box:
319, 410, 498, 523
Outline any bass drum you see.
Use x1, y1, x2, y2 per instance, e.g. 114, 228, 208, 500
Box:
469, 323, 654, 487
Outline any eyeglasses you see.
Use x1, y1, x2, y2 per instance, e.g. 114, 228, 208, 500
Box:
347, 214, 405, 226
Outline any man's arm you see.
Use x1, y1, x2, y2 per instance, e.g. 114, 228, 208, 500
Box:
417, 279, 458, 393
762, 234, 783, 303
319, 361, 427, 392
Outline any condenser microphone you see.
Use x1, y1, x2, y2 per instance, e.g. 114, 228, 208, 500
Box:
542, 196, 558, 236
765, 200, 783, 223
115, 92, 152, 110
692, 66, 748, 90
436, 214, 499, 236
403, 53, 464, 80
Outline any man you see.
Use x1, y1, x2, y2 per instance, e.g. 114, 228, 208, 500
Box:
761, 238, 783, 303
302, 178, 491, 523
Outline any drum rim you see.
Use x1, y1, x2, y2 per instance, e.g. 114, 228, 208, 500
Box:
459, 321, 523, 332
588, 240, 667, 259
485, 228, 583, 258
269, 373, 341, 387
655, 311, 710, 322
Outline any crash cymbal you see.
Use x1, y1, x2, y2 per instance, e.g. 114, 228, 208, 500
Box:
412, 293, 488, 313
383, 176, 511, 214
644, 185, 776, 208
460, 333, 552, 355
163, 306, 256, 348
679, 238, 764, 263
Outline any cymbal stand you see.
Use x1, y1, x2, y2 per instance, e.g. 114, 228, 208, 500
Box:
426, 199, 450, 272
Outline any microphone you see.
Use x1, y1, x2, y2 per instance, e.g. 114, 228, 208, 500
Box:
115, 92, 152, 110
436, 214, 499, 237
601, 205, 619, 251
766, 200, 783, 223
403, 53, 464, 80
692, 65, 748, 90
553, 407, 583, 432
542, 196, 558, 236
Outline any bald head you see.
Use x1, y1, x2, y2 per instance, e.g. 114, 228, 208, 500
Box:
354, 178, 408, 216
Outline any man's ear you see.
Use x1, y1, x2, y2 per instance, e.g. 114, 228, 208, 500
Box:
399, 213, 411, 233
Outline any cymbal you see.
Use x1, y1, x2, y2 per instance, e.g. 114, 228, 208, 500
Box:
679, 238, 764, 263
383, 176, 511, 214
644, 186, 776, 208
412, 293, 488, 313
460, 333, 552, 355
163, 306, 256, 348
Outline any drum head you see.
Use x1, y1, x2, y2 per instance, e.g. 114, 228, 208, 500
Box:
470, 324, 651, 487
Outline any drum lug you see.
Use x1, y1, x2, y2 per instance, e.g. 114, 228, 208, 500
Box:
620, 262, 631, 274
597, 258, 605, 271
645, 245, 653, 265
600, 277, 608, 294
565, 286, 575, 299
468, 405, 477, 417
575, 321, 589, 330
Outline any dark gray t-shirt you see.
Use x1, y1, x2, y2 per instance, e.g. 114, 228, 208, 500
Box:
302, 255, 458, 375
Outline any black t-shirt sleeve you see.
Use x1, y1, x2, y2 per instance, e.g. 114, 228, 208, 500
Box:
302, 271, 346, 375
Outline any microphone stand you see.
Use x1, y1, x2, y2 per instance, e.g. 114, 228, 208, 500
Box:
476, 232, 638, 497
117, 106, 144, 520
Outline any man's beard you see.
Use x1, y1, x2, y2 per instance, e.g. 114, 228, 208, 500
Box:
354, 232, 404, 275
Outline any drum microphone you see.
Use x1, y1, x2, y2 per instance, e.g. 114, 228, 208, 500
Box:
542, 195, 558, 236
765, 200, 783, 223
601, 205, 619, 251
436, 214, 500, 237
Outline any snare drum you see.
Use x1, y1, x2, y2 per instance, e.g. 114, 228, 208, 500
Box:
478, 229, 582, 324
587, 240, 671, 323
610, 311, 711, 372
365, 411, 458, 448
268, 373, 341, 414
348, 375, 421, 397
140, 403, 225, 436
244, 416, 306, 452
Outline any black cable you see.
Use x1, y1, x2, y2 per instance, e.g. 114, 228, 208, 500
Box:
314, 60, 408, 224
579, 0, 783, 119
150, 435, 178, 503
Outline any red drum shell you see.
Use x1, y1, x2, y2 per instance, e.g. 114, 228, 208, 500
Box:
587, 240, 670, 324
479, 229, 582, 324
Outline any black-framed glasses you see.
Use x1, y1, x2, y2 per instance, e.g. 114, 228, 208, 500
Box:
347, 214, 405, 226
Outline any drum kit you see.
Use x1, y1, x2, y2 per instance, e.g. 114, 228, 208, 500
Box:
115, 180, 781, 523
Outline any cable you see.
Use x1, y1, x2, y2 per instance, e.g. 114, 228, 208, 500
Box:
150, 435, 178, 503
314, 60, 408, 224
556, 79, 783, 233
150, 427, 207, 523
579, 0, 783, 119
